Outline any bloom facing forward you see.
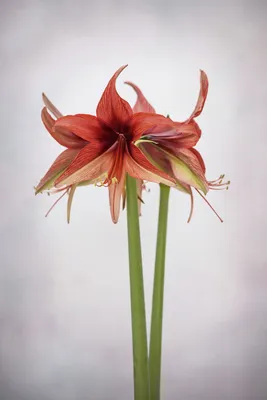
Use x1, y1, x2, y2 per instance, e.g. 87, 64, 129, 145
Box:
125, 71, 229, 221
36, 66, 176, 223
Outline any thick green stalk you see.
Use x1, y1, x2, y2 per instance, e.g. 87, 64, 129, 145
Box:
149, 183, 170, 400
126, 174, 150, 400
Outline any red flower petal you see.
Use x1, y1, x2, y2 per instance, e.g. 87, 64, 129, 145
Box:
54, 114, 116, 143
42, 108, 86, 149
186, 70, 209, 122
96, 65, 133, 131
131, 112, 175, 141
161, 120, 201, 148
125, 82, 156, 113
164, 146, 209, 193
189, 148, 206, 173
35, 148, 79, 193
125, 144, 176, 186
108, 170, 126, 224
139, 142, 173, 176
55, 142, 114, 187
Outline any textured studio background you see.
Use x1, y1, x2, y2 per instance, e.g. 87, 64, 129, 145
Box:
0, 0, 266, 399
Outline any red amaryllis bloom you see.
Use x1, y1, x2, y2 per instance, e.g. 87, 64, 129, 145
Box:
36, 65, 176, 223
125, 71, 229, 221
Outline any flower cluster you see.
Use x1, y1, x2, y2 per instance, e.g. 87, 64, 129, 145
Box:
35, 65, 229, 223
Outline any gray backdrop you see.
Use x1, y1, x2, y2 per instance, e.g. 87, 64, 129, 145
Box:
0, 0, 266, 399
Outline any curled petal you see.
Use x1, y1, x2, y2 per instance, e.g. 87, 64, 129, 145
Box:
131, 112, 175, 141
54, 114, 116, 143
163, 146, 209, 193
125, 144, 176, 187
55, 142, 115, 187
96, 65, 133, 131
42, 108, 86, 149
125, 82, 156, 113
35, 148, 79, 193
108, 170, 126, 223
42, 93, 63, 119
187, 187, 194, 223
186, 70, 209, 122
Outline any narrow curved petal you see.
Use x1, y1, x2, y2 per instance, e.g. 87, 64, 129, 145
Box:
125, 144, 176, 186
35, 148, 79, 193
162, 146, 209, 193
186, 70, 209, 122
54, 114, 116, 143
131, 112, 175, 141
96, 65, 133, 131
125, 82, 156, 113
55, 142, 115, 187
67, 184, 78, 223
42, 108, 86, 149
42, 93, 63, 119
108, 170, 126, 223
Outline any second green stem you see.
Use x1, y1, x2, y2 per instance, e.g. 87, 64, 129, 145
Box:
149, 184, 170, 400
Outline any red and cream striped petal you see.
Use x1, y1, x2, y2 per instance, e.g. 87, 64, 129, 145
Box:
169, 120, 201, 148
35, 148, 80, 193
41, 108, 86, 149
163, 146, 209, 193
54, 114, 116, 143
131, 112, 175, 141
55, 142, 115, 187
125, 144, 175, 186
96, 65, 133, 131
108, 170, 126, 223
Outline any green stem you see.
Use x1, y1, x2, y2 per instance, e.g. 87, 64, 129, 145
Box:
149, 183, 170, 400
126, 174, 150, 400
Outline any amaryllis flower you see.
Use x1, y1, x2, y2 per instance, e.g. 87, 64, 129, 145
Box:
125, 71, 229, 221
36, 65, 176, 223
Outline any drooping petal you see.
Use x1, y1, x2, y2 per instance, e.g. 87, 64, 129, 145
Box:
96, 65, 133, 131
124, 82, 156, 113
54, 114, 116, 143
42, 93, 63, 119
106, 135, 125, 183
125, 144, 176, 187
186, 70, 209, 122
55, 142, 115, 187
67, 184, 78, 223
189, 148, 206, 173
41, 108, 86, 149
108, 170, 126, 223
161, 146, 209, 193
131, 112, 176, 141
35, 148, 79, 193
